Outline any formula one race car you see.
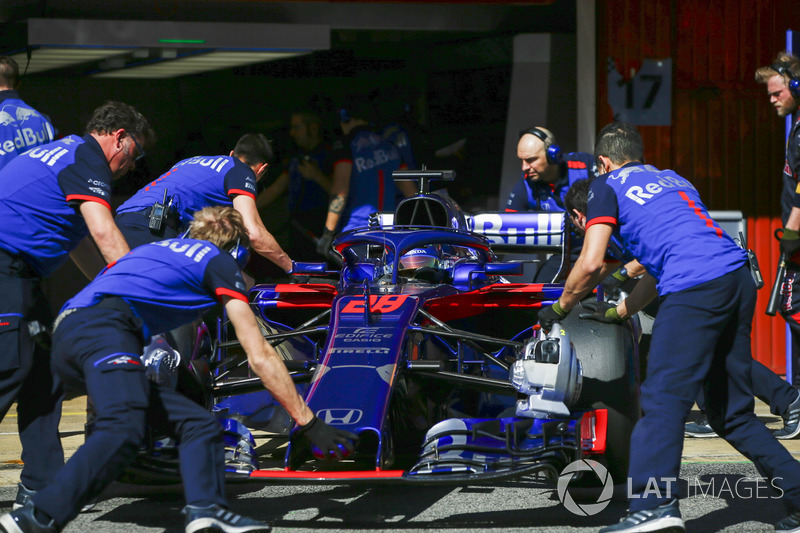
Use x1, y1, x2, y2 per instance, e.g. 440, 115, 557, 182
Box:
127, 170, 641, 487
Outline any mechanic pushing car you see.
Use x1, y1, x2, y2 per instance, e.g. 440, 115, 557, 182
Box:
0, 206, 357, 533
115, 132, 292, 272
0, 101, 150, 519
504, 126, 598, 282
538, 122, 800, 533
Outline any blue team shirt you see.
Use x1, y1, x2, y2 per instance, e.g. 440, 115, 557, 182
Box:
381, 122, 418, 170
331, 125, 405, 232
63, 238, 248, 339
505, 152, 597, 213
586, 163, 747, 295
287, 146, 331, 213
0, 90, 56, 171
116, 155, 258, 228
0, 134, 113, 277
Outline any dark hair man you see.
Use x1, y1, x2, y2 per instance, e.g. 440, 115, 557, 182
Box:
539, 122, 800, 533
0, 100, 151, 515
0, 56, 56, 170
116, 133, 292, 272
258, 110, 333, 261
0, 206, 356, 533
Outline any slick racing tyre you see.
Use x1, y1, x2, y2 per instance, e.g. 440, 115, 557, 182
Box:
563, 303, 641, 485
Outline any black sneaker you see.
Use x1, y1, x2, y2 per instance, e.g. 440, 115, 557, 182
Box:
12, 482, 96, 513
182, 504, 271, 533
599, 499, 685, 532
0, 504, 58, 533
775, 392, 800, 440
775, 509, 800, 531
684, 414, 717, 438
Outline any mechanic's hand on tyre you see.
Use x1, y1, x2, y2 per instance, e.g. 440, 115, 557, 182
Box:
578, 300, 625, 325
294, 415, 358, 460
316, 228, 335, 258
538, 301, 568, 332
601, 267, 628, 293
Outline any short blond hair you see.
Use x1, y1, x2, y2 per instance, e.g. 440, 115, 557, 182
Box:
188, 206, 250, 251
755, 50, 800, 85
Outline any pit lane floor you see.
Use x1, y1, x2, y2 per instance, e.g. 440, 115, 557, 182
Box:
0, 396, 798, 532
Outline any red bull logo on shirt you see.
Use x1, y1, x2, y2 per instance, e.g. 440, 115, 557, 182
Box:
354, 149, 400, 172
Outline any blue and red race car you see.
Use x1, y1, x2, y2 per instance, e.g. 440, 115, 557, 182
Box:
129, 170, 641, 488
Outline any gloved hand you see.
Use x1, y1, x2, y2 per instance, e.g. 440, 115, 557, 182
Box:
578, 300, 625, 325
601, 266, 629, 293
316, 228, 335, 258
538, 301, 568, 332
293, 415, 358, 460
780, 228, 800, 257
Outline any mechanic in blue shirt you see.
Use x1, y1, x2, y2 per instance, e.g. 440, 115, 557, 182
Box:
566, 176, 800, 440
0, 57, 56, 171
505, 127, 597, 282
0, 206, 357, 533
116, 133, 292, 272
315, 94, 416, 256
0, 100, 151, 514
539, 122, 800, 533
257, 110, 333, 261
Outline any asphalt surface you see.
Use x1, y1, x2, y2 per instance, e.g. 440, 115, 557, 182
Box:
0, 397, 798, 533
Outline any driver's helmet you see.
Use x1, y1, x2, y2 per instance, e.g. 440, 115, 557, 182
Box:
398, 247, 440, 277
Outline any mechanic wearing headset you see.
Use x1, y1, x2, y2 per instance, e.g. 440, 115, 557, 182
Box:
539, 122, 800, 533
0, 206, 357, 533
505, 127, 598, 282
115, 133, 292, 272
0, 101, 150, 517
750, 51, 800, 440
315, 93, 416, 257
0, 56, 56, 171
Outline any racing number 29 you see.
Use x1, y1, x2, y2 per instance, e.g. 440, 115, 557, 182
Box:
341, 295, 408, 314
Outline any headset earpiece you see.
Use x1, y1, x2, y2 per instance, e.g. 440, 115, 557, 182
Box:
772, 62, 800, 99
519, 127, 563, 165
229, 237, 250, 270
339, 108, 351, 123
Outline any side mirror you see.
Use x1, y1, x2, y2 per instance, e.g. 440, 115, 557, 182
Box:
291, 262, 330, 275
485, 262, 524, 276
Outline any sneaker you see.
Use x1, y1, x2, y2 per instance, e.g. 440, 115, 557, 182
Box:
12, 483, 96, 513
775, 392, 800, 440
0, 504, 57, 533
775, 509, 800, 531
599, 499, 685, 532
182, 504, 271, 533
12, 483, 35, 511
684, 414, 717, 438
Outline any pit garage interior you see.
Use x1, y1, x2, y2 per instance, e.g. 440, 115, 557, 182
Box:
1, 0, 800, 374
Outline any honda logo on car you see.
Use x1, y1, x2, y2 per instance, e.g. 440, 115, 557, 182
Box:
317, 408, 363, 425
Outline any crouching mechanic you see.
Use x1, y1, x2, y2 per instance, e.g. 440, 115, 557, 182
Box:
538, 122, 800, 533
0, 206, 357, 533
